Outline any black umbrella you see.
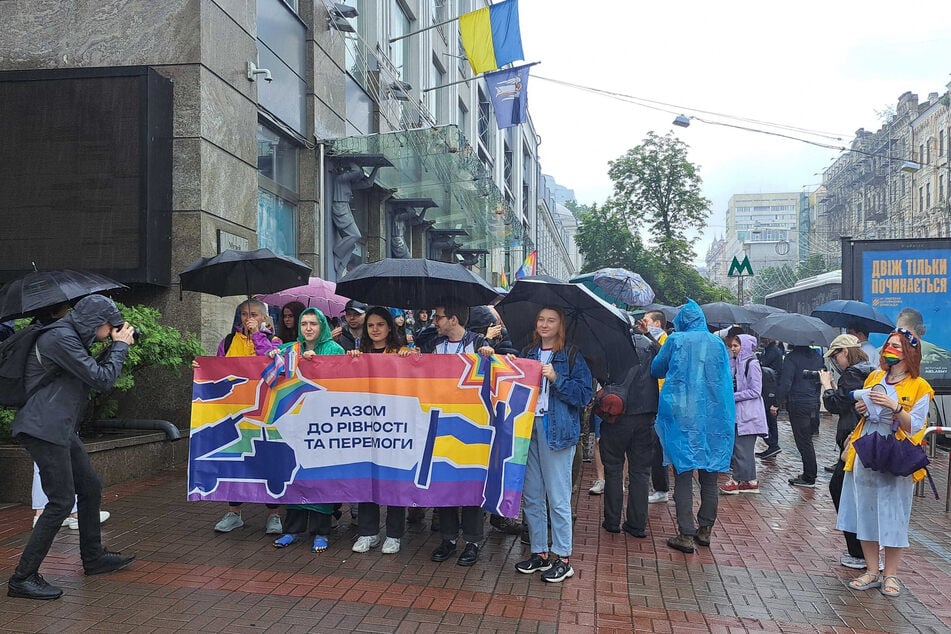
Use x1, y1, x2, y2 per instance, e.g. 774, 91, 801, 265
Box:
811, 299, 894, 334
335, 258, 499, 309
752, 313, 838, 347
0, 269, 127, 322
744, 304, 786, 319
496, 279, 638, 384
699, 302, 755, 326
179, 248, 312, 298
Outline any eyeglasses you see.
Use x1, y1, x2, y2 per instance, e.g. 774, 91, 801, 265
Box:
893, 327, 920, 348
432, 314, 447, 322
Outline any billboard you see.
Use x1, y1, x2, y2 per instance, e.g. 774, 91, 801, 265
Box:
842, 237, 951, 393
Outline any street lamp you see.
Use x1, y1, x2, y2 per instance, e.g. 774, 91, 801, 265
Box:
672, 114, 690, 128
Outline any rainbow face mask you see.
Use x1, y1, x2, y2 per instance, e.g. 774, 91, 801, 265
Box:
882, 344, 903, 366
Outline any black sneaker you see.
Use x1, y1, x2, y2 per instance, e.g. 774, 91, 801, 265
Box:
541, 557, 573, 583
83, 551, 135, 576
756, 447, 782, 459
788, 476, 816, 488
515, 553, 552, 574
7, 573, 63, 600
489, 514, 523, 535
430, 539, 457, 562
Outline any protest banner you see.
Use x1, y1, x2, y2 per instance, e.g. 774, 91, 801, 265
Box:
188, 353, 541, 516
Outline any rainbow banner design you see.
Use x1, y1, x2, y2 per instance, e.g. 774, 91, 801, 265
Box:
188, 354, 541, 517
514, 249, 537, 280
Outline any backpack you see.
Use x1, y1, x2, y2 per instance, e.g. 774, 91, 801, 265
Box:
592, 365, 639, 423
0, 323, 57, 407
745, 357, 777, 401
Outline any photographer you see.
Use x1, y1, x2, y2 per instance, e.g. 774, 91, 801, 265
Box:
776, 344, 823, 488
817, 335, 874, 570
7, 295, 136, 600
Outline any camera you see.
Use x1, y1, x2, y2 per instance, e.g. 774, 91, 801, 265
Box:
132, 327, 142, 342
802, 369, 820, 380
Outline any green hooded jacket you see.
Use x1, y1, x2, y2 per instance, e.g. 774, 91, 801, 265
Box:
280, 307, 345, 356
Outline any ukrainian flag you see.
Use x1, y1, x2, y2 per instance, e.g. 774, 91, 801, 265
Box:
459, 0, 524, 75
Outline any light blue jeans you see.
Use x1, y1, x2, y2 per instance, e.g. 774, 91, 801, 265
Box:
523, 417, 576, 557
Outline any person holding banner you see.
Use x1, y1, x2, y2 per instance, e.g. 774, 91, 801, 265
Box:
513, 307, 593, 583
423, 300, 495, 567
271, 307, 346, 553
205, 300, 284, 535
346, 307, 415, 554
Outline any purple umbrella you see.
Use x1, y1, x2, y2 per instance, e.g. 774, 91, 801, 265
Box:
255, 277, 351, 316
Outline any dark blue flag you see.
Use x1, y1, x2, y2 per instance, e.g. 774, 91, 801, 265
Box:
484, 64, 532, 129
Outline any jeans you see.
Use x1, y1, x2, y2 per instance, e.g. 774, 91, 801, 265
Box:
828, 459, 863, 558
357, 503, 406, 539
650, 428, 669, 493
15, 434, 105, 579
788, 400, 819, 482
732, 433, 758, 482
523, 420, 575, 557
599, 413, 655, 532
32, 463, 77, 513
673, 469, 719, 536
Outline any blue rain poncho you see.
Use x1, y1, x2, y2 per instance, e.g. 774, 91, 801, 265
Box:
650, 299, 735, 473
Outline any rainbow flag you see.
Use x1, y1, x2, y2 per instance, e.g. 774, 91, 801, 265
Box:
514, 250, 537, 280
459, 0, 524, 75
187, 354, 542, 516
499, 268, 510, 290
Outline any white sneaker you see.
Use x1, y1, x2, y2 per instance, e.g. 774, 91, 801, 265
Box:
352, 534, 381, 552
648, 491, 669, 504
381, 537, 401, 554
64, 511, 111, 530
588, 480, 605, 495
840, 554, 866, 569
214, 511, 244, 532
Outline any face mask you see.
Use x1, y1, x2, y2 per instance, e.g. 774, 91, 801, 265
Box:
882, 344, 903, 366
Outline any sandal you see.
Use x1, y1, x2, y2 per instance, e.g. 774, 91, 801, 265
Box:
273, 533, 301, 548
879, 575, 902, 597
848, 571, 881, 591
312, 535, 329, 553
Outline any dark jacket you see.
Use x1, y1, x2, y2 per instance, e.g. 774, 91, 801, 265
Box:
822, 361, 875, 449
759, 342, 784, 374
336, 327, 359, 351
420, 330, 486, 354
12, 295, 129, 446
616, 332, 660, 416
776, 346, 823, 406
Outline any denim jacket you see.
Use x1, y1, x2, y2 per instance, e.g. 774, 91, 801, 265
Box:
522, 345, 593, 450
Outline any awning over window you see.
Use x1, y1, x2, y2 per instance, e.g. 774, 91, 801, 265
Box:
329, 125, 521, 252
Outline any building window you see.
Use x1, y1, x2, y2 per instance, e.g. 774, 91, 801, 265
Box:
926, 183, 931, 209
919, 144, 925, 163
458, 98, 468, 135
503, 143, 513, 192
390, 1, 412, 81
941, 130, 946, 157
430, 54, 446, 121
478, 87, 492, 151
919, 186, 924, 212
257, 124, 299, 256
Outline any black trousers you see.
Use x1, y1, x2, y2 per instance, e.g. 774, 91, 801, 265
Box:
828, 459, 863, 558
650, 428, 669, 493
788, 400, 819, 482
357, 503, 406, 539
599, 413, 655, 532
283, 507, 332, 536
439, 506, 484, 544
14, 434, 105, 579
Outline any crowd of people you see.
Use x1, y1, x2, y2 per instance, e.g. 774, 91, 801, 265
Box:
8, 291, 935, 602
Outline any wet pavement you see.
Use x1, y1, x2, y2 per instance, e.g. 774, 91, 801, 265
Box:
1, 415, 950, 633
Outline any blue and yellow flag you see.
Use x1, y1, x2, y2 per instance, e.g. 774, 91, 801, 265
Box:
459, 0, 524, 75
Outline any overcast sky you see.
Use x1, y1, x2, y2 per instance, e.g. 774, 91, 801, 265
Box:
518, 1, 951, 264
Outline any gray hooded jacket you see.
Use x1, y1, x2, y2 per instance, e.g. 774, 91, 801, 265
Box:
12, 295, 129, 446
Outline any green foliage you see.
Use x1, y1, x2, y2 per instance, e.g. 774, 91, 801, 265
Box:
607, 131, 711, 265
0, 303, 204, 440
576, 202, 724, 305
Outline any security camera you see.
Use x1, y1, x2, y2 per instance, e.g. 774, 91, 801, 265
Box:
247, 62, 273, 83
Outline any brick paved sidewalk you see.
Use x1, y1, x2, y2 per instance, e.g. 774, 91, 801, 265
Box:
1, 416, 950, 633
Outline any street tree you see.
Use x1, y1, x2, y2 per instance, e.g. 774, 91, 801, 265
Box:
607, 131, 711, 265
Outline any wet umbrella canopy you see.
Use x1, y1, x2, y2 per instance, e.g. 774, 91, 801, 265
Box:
811, 299, 895, 334
752, 312, 838, 347
335, 258, 499, 309
179, 248, 312, 298
0, 269, 127, 322
699, 302, 755, 326
496, 278, 639, 384
592, 268, 655, 307
255, 277, 350, 317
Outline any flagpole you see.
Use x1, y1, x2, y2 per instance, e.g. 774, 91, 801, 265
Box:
389, 16, 460, 43
423, 61, 539, 93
